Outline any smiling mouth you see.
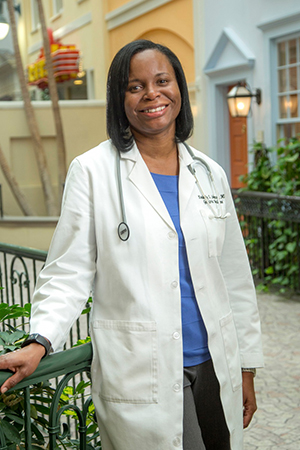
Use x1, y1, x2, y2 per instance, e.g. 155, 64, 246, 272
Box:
141, 105, 167, 113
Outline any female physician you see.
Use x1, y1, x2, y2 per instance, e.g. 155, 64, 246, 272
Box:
0, 40, 264, 450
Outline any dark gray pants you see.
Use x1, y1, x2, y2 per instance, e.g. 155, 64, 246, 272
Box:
183, 359, 231, 450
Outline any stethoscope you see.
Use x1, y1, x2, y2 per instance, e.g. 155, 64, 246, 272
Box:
117, 142, 230, 241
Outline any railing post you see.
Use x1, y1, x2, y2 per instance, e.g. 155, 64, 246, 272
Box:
79, 424, 87, 450
297, 223, 300, 292
23, 386, 33, 450
260, 218, 267, 281
48, 423, 60, 450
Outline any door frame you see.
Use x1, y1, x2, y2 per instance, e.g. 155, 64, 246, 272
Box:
205, 70, 255, 182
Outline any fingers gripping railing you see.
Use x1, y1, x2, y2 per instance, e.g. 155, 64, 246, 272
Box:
0, 343, 93, 450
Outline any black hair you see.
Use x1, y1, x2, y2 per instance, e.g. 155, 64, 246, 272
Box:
106, 39, 194, 151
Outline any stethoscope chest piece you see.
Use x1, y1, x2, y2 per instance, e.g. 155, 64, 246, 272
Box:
118, 222, 130, 241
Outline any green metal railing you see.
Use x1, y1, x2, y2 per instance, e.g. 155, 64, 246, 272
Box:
232, 190, 300, 291
0, 242, 89, 345
0, 243, 46, 318
0, 343, 93, 450
0, 243, 97, 448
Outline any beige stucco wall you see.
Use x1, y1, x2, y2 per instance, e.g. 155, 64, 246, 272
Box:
0, 217, 58, 251
0, 100, 106, 217
107, 0, 195, 85
107, 0, 128, 11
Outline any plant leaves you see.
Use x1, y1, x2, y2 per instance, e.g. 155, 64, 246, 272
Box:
31, 423, 45, 443
286, 242, 297, 253
0, 420, 21, 444
4, 413, 24, 426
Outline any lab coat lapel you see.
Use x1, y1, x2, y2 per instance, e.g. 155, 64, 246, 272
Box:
178, 142, 196, 217
120, 143, 176, 231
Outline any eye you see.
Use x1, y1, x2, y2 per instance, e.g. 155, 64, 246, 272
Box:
158, 79, 168, 85
128, 84, 142, 93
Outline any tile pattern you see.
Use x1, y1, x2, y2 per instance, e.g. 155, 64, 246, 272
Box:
244, 293, 300, 449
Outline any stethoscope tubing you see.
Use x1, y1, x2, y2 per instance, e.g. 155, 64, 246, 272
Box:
116, 151, 130, 241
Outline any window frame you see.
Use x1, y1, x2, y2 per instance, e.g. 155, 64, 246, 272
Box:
52, 0, 63, 16
274, 31, 300, 140
30, 0, 40, 32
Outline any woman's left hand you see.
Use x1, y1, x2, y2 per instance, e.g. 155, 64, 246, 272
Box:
242, 371, 257, 428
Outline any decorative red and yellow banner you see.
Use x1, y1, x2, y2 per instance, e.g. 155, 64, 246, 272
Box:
27, 29, 80, 89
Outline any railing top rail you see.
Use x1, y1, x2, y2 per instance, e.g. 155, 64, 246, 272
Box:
231, 189, 300, 202
0, 342, 93, 391
232, 189, 300, 222
0, 242, 47, 261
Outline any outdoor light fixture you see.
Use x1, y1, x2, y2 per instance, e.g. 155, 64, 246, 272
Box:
227, 82, 262, 118
0, 3, 9, 40
0, 0, 21, 40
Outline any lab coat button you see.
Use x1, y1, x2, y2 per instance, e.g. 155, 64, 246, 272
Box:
172, 331, 180, 340
173, 383, 181, 392
168, 231, 176, 239
173, 436, 181, 447
171, 281, 178, 288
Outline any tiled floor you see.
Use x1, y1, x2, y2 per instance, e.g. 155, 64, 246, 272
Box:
244, 293, 300, 449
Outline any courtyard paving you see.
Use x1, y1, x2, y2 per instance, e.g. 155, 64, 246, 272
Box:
244, 292, 300, 449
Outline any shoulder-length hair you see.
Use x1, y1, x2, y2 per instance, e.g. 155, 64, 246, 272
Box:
106, 39, 194, 152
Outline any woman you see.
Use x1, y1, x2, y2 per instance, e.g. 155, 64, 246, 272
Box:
0, 40, 264, 450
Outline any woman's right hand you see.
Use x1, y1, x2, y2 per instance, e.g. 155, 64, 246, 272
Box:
0, 343, 45, 394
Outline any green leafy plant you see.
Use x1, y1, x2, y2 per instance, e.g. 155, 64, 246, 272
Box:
241, 137, 300, 195
0, 303, 30, 355
271, 137, 300, 195
240, 141, 273, 192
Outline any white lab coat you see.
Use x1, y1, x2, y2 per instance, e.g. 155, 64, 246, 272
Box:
31, 140, 264, 450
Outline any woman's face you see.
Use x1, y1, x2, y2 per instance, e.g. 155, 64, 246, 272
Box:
124, 49, 182, 140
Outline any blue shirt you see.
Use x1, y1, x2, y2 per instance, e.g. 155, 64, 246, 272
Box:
151, 172, 210, 367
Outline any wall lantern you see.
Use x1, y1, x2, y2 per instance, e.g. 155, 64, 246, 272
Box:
227, 82, 262, 118
0, 0, 21, 40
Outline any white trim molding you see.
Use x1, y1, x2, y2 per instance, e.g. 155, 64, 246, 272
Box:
50, 12, 62, 23
105, 0, 173, 30
257, 11, 300, 31
0, 100, 106, 109
28, 12, 92, 55
204, 27, 255, 78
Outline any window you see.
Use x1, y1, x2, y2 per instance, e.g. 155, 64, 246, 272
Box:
56, 74, 88, 100
31, 0, 40, 30
276, 35, 300, 139
53, 0, 63, 15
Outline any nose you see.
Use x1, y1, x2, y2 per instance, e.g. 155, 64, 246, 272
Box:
144, 83, 160, 100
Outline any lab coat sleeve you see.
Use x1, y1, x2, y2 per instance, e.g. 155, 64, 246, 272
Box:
30, 158, 97, 352
218, 170, 264, 368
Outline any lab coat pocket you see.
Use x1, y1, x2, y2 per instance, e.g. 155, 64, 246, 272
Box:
220, 311, 242, 392
200, 209, 226, 257
91, 319, 157, 404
